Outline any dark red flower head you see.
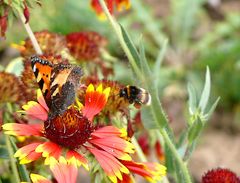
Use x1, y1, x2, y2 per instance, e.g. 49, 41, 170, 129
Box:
202, 168, 240, 183
66, 31, 107, 61
44, 107, 94, 149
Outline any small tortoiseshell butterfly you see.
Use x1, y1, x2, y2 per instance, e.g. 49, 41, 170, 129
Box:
31, 55, 83, 118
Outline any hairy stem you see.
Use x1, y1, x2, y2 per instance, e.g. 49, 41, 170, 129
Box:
98, 0, 143, 79
157, 131, 192, 183
18, 11, 43, 55
5, 135, 21, 183
98, 1, 192, 182
131, 137, 147, 162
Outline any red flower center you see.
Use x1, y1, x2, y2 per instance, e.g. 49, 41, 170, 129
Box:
44, 107, 94, 149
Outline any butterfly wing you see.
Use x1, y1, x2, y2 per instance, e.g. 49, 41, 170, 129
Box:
49, 63, 83, 118
31, 56, 53, 106
31, 56, 83, 118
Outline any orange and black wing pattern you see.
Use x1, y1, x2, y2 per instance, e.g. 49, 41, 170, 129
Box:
31, 55, 53, 105
31, 55, 83, 118
49, 63, 83, 117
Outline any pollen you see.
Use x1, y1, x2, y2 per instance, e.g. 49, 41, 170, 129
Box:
44, 107, 94, 149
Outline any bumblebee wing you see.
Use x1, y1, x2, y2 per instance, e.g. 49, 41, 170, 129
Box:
138, 88, 151, 105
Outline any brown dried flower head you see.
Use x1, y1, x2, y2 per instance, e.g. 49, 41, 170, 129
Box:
20, 31, 67, 57
0, 72, 26, 104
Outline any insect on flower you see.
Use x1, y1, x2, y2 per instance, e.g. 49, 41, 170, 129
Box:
119, 85, 151, 108
31, 55, 83, 118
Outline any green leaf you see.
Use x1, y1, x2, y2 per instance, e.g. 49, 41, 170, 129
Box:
187, 116, 203, 144
183, 140, 197, 161
204, 97, 220, 121
176, 130, 187, 148
199, 66, 211, 113
119, 24, 141, 68
141, 107, 156, 129
0, 146, 9, 159
174, 158, 186, 183
10, 138, 30, 182
141, 92, 167, 129
153, 39, 168, 89
139, 41, 151, 77
164, 144, 175, 174
187, 83, 198, 115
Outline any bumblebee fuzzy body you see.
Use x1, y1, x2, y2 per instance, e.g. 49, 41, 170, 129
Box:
119, 85, 151, 108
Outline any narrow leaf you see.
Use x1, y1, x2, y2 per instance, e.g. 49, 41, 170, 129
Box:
187, 116, 203, 144
183, 140, 197, 161
199, 66, 211, 113
139, 41, 152, 77
154, 39, 168, 89
154, 39, 168, 76
187, 83, 198, 115
164, 144, 175, 174
0, 146, 9, 159
204, 97, 220, 121
141, 107, 156, 129
120, 24, 141, 68
10, 138, 30, 182
176, 130, 188, 148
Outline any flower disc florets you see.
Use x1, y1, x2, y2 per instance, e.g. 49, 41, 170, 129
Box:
44, 107, 94, 149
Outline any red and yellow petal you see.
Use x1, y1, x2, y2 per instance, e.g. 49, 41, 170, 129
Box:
91, 0, 130, 19
66, 150, 89, 170
118, 173, 133, 183
35, 141, 62, 164
21, 99, 48, 121
36, 89, 49, 112
116, 0, 130, 11
83, 84, 110, 121
121, 161, 166, 182
49, 156, 78, 183
30, 174, 51, 183
89, 136, 134, 160
88, 147, 129, 183
2, 123, 43, 137
91, 126, 127, 138
14, 143, 42, 164
91, 0, 114, 19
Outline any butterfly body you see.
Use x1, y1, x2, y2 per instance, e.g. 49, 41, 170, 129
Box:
31, 55, 83, 118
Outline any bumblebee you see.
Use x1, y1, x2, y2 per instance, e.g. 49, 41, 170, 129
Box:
119, 85, 151, 108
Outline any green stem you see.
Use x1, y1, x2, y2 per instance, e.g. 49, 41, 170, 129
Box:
5, 135, 21, 183
131, 137, 147, 162
98, 1, 192, 182
157, 131, 192, 183
18, 11, 43, 55
98, 0, 143, 79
